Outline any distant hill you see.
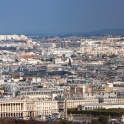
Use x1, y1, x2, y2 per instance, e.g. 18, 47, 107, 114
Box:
87, 29, 124, 36
26, 29, 124, 37
56, 29, 124, 37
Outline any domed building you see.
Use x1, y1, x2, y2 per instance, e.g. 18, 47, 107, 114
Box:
5, 83, 20, 94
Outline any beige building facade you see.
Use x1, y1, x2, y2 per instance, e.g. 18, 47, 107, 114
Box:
0, 99, 35, 119
0, 99, 58, 119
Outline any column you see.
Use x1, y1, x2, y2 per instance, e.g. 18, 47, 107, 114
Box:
19, 103, 21, 111
1, 104, 2, 112
5, 104, 6, 113
17, 104, 19, 111
65, 99, 67, 119
0, 104, 1, 112
10, 103, 11, 112
15, 103, 17, 111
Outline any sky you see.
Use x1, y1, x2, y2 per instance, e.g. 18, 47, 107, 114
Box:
0, 0, 124, 34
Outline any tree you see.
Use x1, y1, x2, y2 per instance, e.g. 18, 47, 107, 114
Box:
98, 116, 108, 124
5, 118, 16, 124
91, 119, 101, 124
57, 120, 73, 124
27, 119, 37, 124
17, 119, 28, 124
0, 118, 5, 124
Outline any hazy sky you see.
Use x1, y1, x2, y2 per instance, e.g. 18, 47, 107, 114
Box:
0, 0, 124, 34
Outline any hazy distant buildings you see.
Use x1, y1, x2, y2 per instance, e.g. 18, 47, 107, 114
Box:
0, 34, 123, 120
56, 41, 81, 48
0, 35, 27, 41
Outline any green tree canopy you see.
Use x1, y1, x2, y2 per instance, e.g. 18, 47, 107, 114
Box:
57, 120, 73, 124
91, 119, 101, 124
98, 116, 108, 124
5, 118, 16, 124
0, 118, 5, 124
